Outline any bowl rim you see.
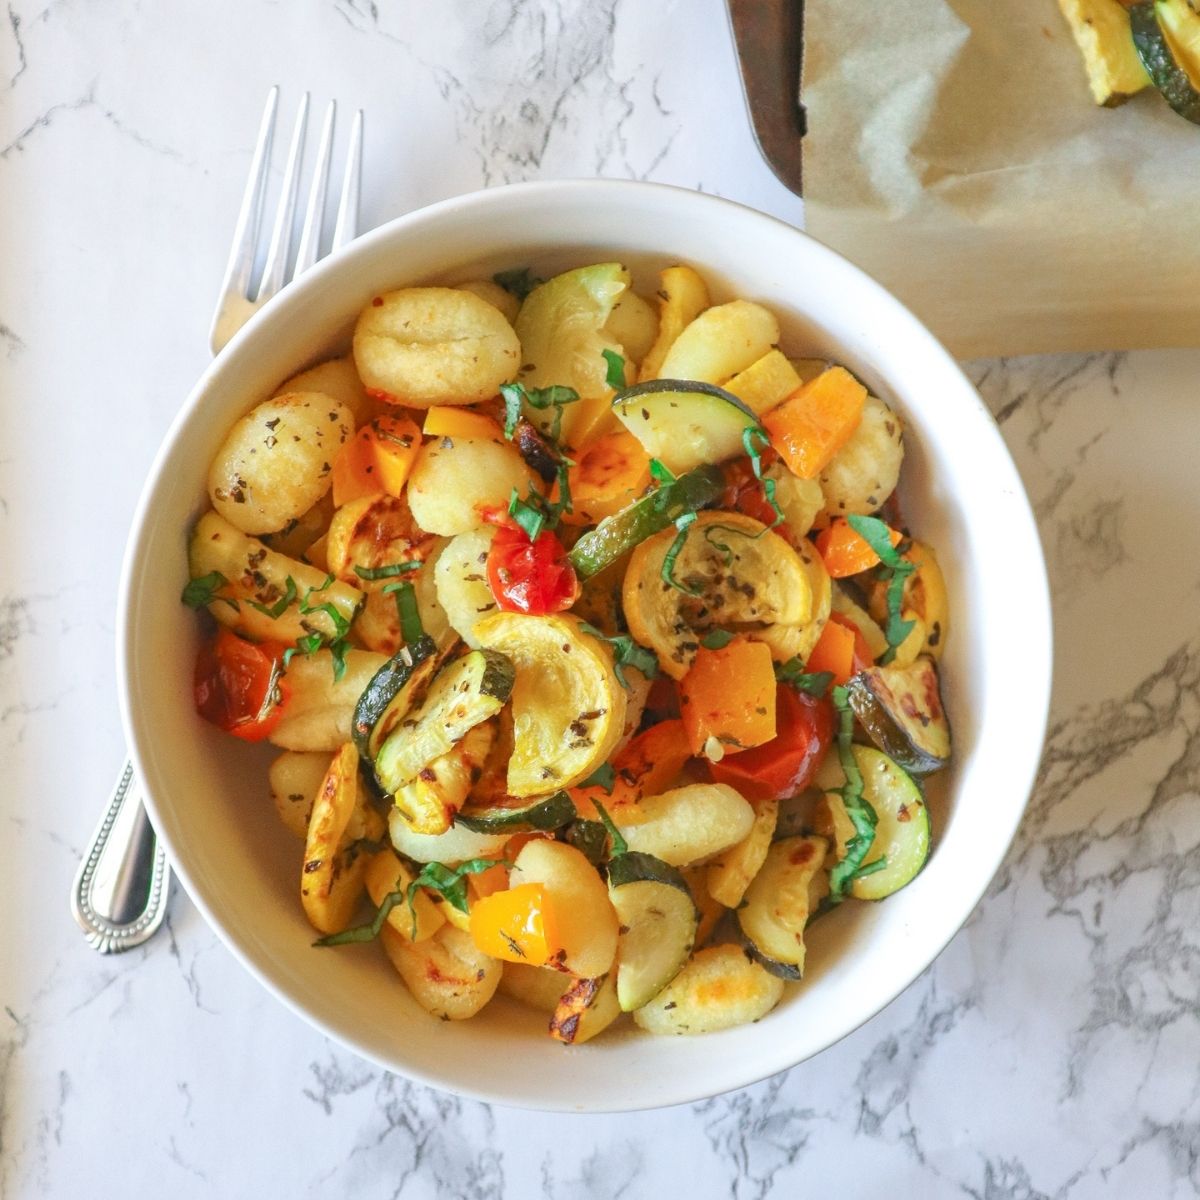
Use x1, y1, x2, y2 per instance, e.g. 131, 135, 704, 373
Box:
116, 177, 1053, 1111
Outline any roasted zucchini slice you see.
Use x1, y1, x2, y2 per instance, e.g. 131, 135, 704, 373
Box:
567, 463, 724, 579
613, 379, 758, 476
351, 635, 441, 761
607, 851, 698, 1011
1131, 0, 1200, 121
736, 835, 829, 980
457, 789, 577, 833
472, 612, 627, 795
1059, 0, 1151, 106
622, 511, 812, 679
847, 657, 951, 776
373, 650, 515, 795
388, 808, 508, 863
819, 746, 931, 901
390, 720, 497, 835
513, 262, 629, 448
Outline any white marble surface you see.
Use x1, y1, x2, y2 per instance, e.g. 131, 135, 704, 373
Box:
3, 2, 1199, 1197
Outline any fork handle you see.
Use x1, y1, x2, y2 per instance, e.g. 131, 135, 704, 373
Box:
72, 760, 171, 953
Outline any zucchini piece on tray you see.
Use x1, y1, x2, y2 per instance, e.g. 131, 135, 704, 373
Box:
1058, 0, 1150, 106
846, 657, 951, 776
1131, 0, 1200, 123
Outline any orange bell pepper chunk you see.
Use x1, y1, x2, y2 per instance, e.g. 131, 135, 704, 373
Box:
331, 415, 421, 506
558, 430, 651, 526
423, 406, 503, 441
806, 614, 874, 685
371, 414, 422, 495
816, 517, 902, 579
468, 882, 560, 966
570, 718, 692, 819
679, 638, 777, 757
762, 366, 866, 480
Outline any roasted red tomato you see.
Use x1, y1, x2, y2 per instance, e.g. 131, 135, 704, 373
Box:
486, 525, 580, 615
193, 628, 289, 741
709, 683, 833, 802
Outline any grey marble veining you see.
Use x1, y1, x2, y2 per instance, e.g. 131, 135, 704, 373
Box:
3, 2, 1199, 1197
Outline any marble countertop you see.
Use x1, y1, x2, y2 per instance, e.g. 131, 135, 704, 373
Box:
4, 2, 1198, 1196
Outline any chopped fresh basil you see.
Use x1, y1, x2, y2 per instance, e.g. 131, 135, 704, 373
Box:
499, 380, 581, 442
328, 636, 350, 682
648, 458, 676, 486
353, 561, 422, 581
181, 570, 233, 610
247, 574, 298, 620
742, 426, 784, 529
661, 511, 701, 595
314, 886, 405, 946
827, 685, 880, 900
406, 858, 502, 938
578, 762, 617, 793
775, 658, 834, 697
601, 348, 626, 390
298, 577, 351, 639
846, 515, 916, 663
382, 580, 424, 645
591, 798, 628, 859
508, 488, 548, 542
579, 624, 659, 688
554, 459, 573, 518
282, 631, 324, 669
700, 629, 735, 651
492, 267, 541, 300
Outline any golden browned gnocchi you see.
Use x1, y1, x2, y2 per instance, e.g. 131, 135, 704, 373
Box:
208, 391, 353, 535
353, 287, 521, 407
184, 254, 954, 1044
407, 436, 536, 536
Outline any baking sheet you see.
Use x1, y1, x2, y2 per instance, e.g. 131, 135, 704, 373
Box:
801, 0, 1200, 358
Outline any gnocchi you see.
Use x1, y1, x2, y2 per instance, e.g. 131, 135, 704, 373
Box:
183, 255, 954, 1044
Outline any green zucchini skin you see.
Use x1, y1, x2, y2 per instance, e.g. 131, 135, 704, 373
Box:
351, 635, 440, 762
374, 649, 515, 794
736, 836, 828, 981
607, 851, 699, 1011
825, 747, 931, 902
606, 850, 692, 892
563, 818, 609, 865
847, 657, 951, 776
457, 789, 577, 833
612, 378, 759, 476
1131, 0, 1200, 123
566, 463, 724, 578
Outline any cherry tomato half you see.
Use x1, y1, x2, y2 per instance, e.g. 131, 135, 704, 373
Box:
486, 525, 580, 615
720, 455, 781, 532
193, 628, 289, 742
709, 683, 834, 802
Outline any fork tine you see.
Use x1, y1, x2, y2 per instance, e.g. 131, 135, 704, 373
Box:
332, 110, 363, 250
214, 86, 278, 310
293, 100, 336, 277
255, 93, 310, 304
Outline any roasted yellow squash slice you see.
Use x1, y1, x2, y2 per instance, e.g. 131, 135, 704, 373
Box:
622, 511, 812, 679
473, 612, 627, 795
300, 743, 384, 935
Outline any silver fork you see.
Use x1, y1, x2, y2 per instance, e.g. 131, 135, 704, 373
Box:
72, 88, 364, 953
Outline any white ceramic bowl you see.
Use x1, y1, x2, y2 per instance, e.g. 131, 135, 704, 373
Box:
118, 179, 1051, 1112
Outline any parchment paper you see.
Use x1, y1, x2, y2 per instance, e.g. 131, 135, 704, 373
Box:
801, 1, 1200, 358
